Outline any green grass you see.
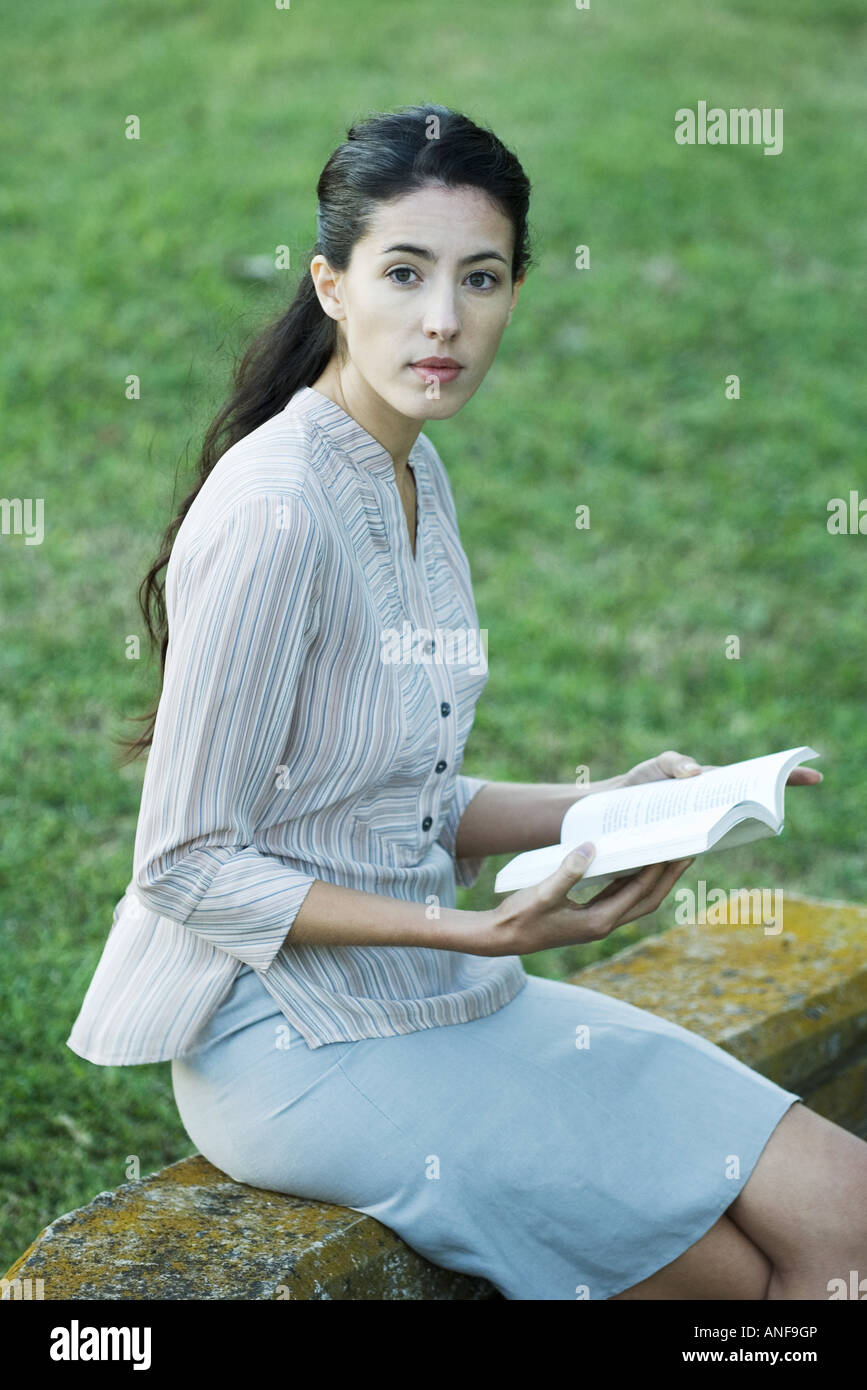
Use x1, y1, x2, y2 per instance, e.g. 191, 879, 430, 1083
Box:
2, 0, 865, 1275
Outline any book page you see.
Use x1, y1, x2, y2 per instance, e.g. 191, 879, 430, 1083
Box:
560, 747, 817, 847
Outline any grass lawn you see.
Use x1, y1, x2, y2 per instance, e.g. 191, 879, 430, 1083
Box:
2, 0, 865, 1277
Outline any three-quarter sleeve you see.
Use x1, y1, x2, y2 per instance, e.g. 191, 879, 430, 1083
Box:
437, 773, 489, 889
131, 490, 324, 971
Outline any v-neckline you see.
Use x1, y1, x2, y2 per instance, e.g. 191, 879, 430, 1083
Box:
401, 463, 418, 561
297, 385, 425, 573
392, 452, 424, 574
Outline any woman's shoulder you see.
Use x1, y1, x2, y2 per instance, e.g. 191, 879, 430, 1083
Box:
176, 409, 326, 558
203, 408, 323, 510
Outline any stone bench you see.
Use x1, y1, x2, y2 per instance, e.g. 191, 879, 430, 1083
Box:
4, 893, 866, 1299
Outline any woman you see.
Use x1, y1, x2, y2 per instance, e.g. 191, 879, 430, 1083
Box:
68, 103, 865, 1301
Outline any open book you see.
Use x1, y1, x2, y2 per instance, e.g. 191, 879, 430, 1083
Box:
493, 746, 821, 895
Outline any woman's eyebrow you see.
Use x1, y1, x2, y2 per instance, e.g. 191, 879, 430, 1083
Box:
379, 242, 508, 267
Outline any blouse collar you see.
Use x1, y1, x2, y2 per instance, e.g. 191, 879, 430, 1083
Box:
287, 385, 425, 476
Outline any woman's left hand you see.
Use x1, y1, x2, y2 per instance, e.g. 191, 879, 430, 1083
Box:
617, 750, 823, 788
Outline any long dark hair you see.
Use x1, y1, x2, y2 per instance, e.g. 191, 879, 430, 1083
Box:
116, 101, 534, 763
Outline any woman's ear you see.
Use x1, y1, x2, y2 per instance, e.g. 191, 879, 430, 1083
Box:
309, 256, 347, 323
506, 270, 526, 326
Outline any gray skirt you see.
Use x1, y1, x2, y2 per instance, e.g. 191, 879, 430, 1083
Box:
171, 963, 801, 1300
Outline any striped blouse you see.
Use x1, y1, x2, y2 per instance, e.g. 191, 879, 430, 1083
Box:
66, 384, 527, 1063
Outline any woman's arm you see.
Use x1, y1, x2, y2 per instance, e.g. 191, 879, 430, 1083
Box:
131, 491, 328, 972
286, 764, 718, 955
287, 877, 485, 952
286, 776, 622, 951
450, 751, 741, 860
452, 777, 625, 860
287, 844, 695, 960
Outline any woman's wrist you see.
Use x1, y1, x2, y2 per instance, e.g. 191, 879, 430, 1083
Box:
436, 907, 505, 955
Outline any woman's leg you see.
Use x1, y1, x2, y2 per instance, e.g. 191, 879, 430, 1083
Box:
611, 1102, 867, 1299
726, 1101, 867, 1299
609, 1211, 771, 1300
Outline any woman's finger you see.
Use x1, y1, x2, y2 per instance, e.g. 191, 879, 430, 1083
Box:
582, 860, 672, 927
582, 867, 658, 905
607, 857, 694, 929
627, 751, 705, 783
643, 750, 703, 778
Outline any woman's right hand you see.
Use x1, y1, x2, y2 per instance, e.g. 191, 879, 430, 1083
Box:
466, 846, 695, 957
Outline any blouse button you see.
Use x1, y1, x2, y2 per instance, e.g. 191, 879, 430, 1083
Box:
440, 701, 451, 716
421, 815, 433, 831
435, 760, 447, 773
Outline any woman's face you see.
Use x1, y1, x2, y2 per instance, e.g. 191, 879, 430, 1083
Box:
311, 183, 525, 424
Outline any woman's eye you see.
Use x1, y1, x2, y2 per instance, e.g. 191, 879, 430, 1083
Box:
387, 266, 419, 285
466, 270, 499, 290
386, 266, 499, 290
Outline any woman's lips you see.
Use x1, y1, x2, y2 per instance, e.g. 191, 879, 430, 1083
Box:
410, 363, 462, 383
